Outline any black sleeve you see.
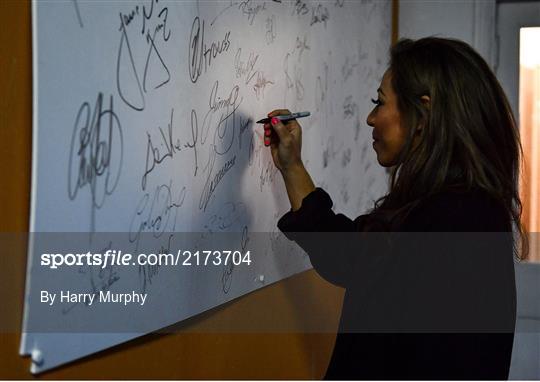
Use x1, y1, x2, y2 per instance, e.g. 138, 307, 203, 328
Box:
277, 188, 373, 288
277, 188, 366, 234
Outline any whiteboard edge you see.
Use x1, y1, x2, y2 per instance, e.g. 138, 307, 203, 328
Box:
20, 0, 40, 360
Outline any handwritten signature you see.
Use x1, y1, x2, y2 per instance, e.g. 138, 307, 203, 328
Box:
116, 1, 171, 111
188, 16, 231, 83
322, 136, 343, 169
292, 0, 309, 17
315, 62, 329, 112
201, 81, 243, 155
221, 225, 249, 294
141, 109, 181, 191
343, 95, 358, 119
283, 53, 304, 103
204, 201, 247, 235
238, 0, 267, 25
62, 241, 120, 314
129, 181, 186, 251
310, 3, 329, 27
68, 93, 123, 232
139, 233, 174, 293
234, 48, 259, 85
265, 15, 276, 44
199, 150, 237, 212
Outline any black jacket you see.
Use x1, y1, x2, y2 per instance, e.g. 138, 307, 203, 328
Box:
278, 187, 516, 380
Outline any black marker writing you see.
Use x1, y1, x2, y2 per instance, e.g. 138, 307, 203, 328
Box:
199, 150, 236, 212
201, 81, 243, 155
188, 16, 231, 83
68, 93, 123, 232
117, 2, 171, 111
310, 3, 329, 27
238, 0, 267, 25
117, 13, 145, 111
234, 48, 259, 85
141, 109, 180, 191
185, 109, 200, 176
129, 182, 186, 251
253, 71, 274, 100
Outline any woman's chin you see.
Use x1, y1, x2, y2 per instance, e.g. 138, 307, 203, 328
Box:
375, 153, 393, 168
373, 145, 397, 167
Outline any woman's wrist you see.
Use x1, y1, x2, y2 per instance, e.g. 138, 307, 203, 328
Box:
280, 160, 304, 178
281, 162, 316, 211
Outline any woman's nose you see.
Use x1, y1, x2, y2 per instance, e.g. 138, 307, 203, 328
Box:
366, 109, 375, 127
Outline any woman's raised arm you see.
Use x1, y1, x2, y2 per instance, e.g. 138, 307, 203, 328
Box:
265, 109, 315, 211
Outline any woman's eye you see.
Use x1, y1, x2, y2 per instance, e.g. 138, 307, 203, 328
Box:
371, 98, 382, 107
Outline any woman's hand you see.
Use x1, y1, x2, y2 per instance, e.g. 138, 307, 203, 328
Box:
265, 109, 303, 174
264, 109, 315, 211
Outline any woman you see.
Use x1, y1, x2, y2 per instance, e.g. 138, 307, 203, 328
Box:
264, 37, 527, 379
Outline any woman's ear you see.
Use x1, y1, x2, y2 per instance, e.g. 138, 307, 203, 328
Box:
420, 95, 430, 108
417, 95, 431, 132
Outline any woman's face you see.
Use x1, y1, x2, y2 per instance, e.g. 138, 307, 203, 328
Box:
367, 70, 409, 167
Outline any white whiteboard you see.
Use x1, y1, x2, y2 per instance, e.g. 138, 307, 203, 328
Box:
22, 0, 391, 374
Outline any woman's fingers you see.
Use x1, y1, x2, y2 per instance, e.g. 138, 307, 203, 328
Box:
270, 117, 290, 142
263, 122, 272, 146
264, 109, 301, 148
268, 109, 291, 117
268, 109, 301, 134
264, 118, 290, 147
262, 109, 304, 172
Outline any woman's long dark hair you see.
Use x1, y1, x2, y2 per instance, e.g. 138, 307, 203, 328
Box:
369, 37, 528, 260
